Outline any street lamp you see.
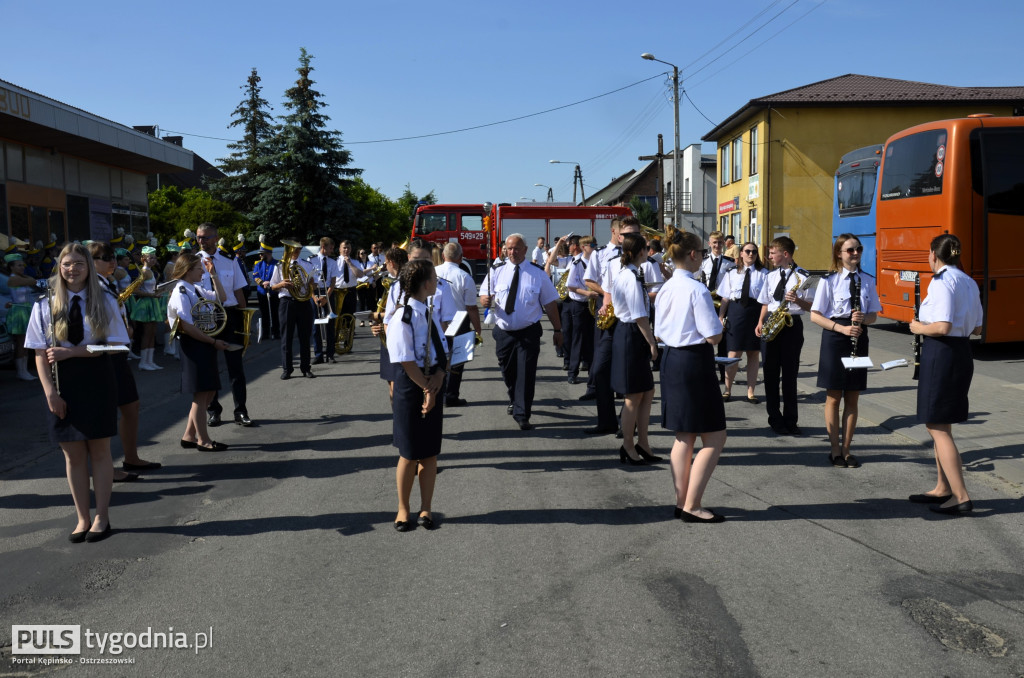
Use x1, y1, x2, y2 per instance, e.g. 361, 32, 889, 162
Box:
642, 52, 680, 233
534, 183, 555, 202
549, 160, 585, 204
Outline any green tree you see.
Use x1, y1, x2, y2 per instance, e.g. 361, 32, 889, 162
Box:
210, 68, 276, 217
251, 48, 361, 244
148, 186, 250, 251
629, 196, 658, 231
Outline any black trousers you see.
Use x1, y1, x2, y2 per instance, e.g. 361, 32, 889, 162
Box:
589, 324, 617, 430
493, 322, 542, 423
280, 296, 313, 374
256, 290, 280, 340
762, 316, 803, 427
209, 307, 249, 416
565, 299, 593, 377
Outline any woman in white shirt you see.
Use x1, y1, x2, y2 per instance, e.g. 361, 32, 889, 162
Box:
716, 242, 768, 403
25, 243, 129, 543
166, 253, 229, 453
909, 234, 984, 515
809, 234, 881, 468
654, 230, 727, 524
610, 233, 660, 465
387, 259, 448, 532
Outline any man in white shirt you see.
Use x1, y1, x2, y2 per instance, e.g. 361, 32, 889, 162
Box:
310, 237, 341, 364
196, 222, 252, 427
435, 242, 482, 407
531, 237, 548, 267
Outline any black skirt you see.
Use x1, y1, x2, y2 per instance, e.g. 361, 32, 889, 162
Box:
379, 341, 400, 382
917, 335, 973, 424
816, 317, 869, 392
725, 299, 761, 352
178, 335, 221, 393
610, 322, 654, 394
392, 366, 444, 460
46, 355, 117, 442
111, 352, 139, 406
660, 344, 726, 433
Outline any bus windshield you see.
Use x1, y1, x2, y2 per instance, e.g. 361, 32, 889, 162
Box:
880, 129, 946, 200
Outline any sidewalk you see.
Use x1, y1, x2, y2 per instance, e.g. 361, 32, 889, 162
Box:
796, 320, 1024, 495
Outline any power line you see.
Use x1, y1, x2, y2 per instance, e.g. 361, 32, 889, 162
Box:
685, 0, 802, 81
680, 0, 785, 74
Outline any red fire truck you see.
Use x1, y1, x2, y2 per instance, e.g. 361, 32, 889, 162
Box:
410, 202, 633, 279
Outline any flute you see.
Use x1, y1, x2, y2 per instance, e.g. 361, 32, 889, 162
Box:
45, 286, 60, 394
421, 296, 435, 419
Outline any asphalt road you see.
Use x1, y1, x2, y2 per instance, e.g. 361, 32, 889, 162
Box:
1, 319, 1022, 677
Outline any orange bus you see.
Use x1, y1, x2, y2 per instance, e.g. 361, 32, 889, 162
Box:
875, 114, 1024, 343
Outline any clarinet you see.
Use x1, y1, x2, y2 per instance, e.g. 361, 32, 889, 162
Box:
912, 273, 922, 381
847, 274, 861, 371
421, 296, 435, 419
45, 286, 60, 394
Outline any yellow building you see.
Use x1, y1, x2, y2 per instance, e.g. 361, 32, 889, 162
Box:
702, 74, 1024, 270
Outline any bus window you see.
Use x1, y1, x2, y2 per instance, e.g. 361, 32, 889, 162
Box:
973, 128, 1024, 215
880, 130, 947, 200
418, 213, 449, 234
461, 214, 484, 231
837, 167, 877, 215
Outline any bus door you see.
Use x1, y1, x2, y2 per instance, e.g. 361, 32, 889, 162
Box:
976, 127, 1024, 343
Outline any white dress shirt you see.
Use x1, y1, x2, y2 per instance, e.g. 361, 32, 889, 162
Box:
757, 265, 815, 314
486, 261, 559, 331
387, 297, 449, 368
198, 250, 246, 307
611, 264, 649, 323
25, 287, 129, 348
811, 268, 882, 318
654, 274, 721, 347
919, 265, 984, 336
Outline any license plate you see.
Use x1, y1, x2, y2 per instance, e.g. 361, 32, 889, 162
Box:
899, 270, 918, 282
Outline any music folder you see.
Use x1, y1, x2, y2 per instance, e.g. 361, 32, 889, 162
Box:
86, 345, 130, 353
841, 356, 873, 369
444, 311, 475, 365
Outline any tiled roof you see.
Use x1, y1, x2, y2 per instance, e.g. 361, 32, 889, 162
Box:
703, 74, 1024, 140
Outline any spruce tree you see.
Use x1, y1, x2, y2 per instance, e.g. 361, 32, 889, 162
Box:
210, 68, 275, 218
251, 48, 361, 243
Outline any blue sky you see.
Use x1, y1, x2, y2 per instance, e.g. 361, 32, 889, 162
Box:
3, 0, 1021, 206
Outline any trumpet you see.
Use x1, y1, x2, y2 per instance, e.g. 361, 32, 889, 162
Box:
761, 272, 804, 342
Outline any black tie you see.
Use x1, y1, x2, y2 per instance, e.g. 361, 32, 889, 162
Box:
740, 269, 751, 306
505, 265, 520, 314
68, 295, 84, 346
773, 269, 788, 302
322, 258, 328, 285
343, 260, 349, 284
709, 257, 721, 291
429, 318, 447, 370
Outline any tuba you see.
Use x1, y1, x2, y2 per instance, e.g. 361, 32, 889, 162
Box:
761, 272, 803, 342
333, 287, 356, 355
281, 240, 313, 302
555, 268, 570, 301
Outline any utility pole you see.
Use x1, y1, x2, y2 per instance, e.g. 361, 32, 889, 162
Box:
639, 133, 666, 230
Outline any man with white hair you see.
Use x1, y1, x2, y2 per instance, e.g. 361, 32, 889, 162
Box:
435, 242, 482, 407
480, 234, 563, 431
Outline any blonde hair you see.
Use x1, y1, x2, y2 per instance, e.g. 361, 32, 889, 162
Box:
48, 243, 110, 343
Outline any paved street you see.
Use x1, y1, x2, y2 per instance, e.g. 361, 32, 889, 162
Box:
1, 318, 1022, 677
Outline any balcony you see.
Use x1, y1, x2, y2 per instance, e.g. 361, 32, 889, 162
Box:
663, 192, 693, 213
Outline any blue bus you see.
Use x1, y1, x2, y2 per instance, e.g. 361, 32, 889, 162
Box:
832, 144, 882, 278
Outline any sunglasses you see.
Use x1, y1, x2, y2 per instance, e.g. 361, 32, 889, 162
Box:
843, 246, 864, 254
742, 249, 757, 255
93, 255, 115, 262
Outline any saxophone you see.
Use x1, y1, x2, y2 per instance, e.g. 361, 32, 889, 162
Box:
117, 263, 149, 305
761, 272, 804, 342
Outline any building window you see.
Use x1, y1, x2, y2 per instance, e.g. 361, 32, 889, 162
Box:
721, 145, 730, 186
719, 215, 728, 233
731, 212, 741, 239
732, 138, 742, 183
748, 208, 758, 244
749, 126, 759, 176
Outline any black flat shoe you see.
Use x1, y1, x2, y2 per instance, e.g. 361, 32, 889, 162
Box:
123, 460, 162, 470
180, 439, 198, 449
673, 507, 683, 519
844, 454, 860, 468
394, 520, 414, 532
908, 493, 953, 504
417, 514, 435, 530
68, 530, 88, 544
722, 393, 731, 402
746, 396, 760, 404
619, 446, 647, 466
680, 510, 725, 523
234, 413, 253, 426
636, 446, 663, 463
929, 500, 973, 516
829, 453, 847, 468
85, 523, 112, 543
197, 441, 229, 451
113, 472, 140, 483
